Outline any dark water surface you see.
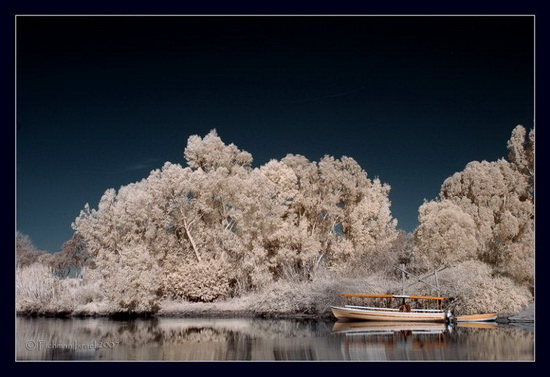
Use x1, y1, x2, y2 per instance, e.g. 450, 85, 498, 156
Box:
16, 316, 534, 361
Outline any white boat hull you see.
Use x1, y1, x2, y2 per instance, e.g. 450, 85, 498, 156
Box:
331, 306, 447, 322
455, 313, 497, 322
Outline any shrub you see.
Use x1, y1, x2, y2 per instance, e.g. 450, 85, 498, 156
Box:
162, 258, 234, 302
438, 260, 531, 316
99, 244, 162, 314
16, 264, 109, 315
16, 264, 61, 313
248, 280, 315, 315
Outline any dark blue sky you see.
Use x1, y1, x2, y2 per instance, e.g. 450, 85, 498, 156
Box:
16, 15, 534, 253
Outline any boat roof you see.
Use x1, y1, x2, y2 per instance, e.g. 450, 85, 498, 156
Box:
341, 293, 446, 301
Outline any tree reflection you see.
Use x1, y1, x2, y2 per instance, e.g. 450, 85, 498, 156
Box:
16, 317, 533, 361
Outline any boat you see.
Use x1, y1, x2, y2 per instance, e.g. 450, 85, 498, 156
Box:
331, 293, 450, 323
454, 313, 497, 322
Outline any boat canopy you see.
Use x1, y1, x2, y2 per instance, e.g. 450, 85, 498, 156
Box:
340, 293, 447, 301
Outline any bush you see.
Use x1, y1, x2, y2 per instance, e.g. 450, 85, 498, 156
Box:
16, 264, 108, 315
162, 259, 234, 302
438, 260, 531, 316
247, 269, 403, 317
99, 245, 162, 314
248, 280, 314, 315
16, 264, 61, 313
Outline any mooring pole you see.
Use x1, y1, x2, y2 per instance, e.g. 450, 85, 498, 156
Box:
434, 268, 440, 297
400, 263, 405, 295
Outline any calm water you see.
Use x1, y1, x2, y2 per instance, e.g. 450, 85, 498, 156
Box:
16, 316, 534, 361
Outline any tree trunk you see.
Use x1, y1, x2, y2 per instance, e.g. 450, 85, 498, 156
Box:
183, 218, 201, 263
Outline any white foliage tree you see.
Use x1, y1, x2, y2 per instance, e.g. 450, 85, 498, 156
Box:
16, 231, 46, 267
73, 129, 399, 307
261, 153, 398, 276
184, 129, 252, 173
414, 125, 534, 288
414, 200, 478, 267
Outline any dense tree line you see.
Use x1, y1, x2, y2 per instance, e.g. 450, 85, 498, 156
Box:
414, 125, 534, 290
72, 130, 398, 312
16, 231, 89, 278
17, 126, 534, 315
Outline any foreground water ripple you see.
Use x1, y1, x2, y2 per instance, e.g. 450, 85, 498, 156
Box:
16, 316, 534, 361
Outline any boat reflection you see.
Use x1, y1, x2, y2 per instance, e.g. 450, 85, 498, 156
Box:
455, 321, 498, 329
333, 320, 448, 335
333, 321, 450, 360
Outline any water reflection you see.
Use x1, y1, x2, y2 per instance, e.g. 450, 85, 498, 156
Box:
333, 320, 533, 361
455, 322, 499, 329
333, 320, 449, 334
333, 321, 449, 361
16, 316, 533, 361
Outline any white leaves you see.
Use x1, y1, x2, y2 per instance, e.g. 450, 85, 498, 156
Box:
184, 129, 253, 172
16, 264, 59, 308
263, 153, 398, 275
439, 260, 531, 316
260, 159, 299, 202
414, 200, 478, 267
414, 126, 534, 288
507, 125, 532, 174
102, 244, 162, 313
73, 130, 398, 305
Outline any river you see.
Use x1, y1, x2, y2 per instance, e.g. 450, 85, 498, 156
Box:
16, 316, 534, 361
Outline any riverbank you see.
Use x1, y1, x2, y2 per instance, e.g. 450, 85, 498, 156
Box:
157, 298, 535, 323
17, 297, 535, 323
156, 298, 330, 320
16, 263, 534, 322
16, 295, 333, 320
506, 302, 534, 323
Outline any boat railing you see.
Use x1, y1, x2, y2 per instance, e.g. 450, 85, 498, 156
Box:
341, 293, 447, 301
410, 308, 445, 313
344, 305, 400, 312
344, 305, 444, 313
340, 293, 448, 311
